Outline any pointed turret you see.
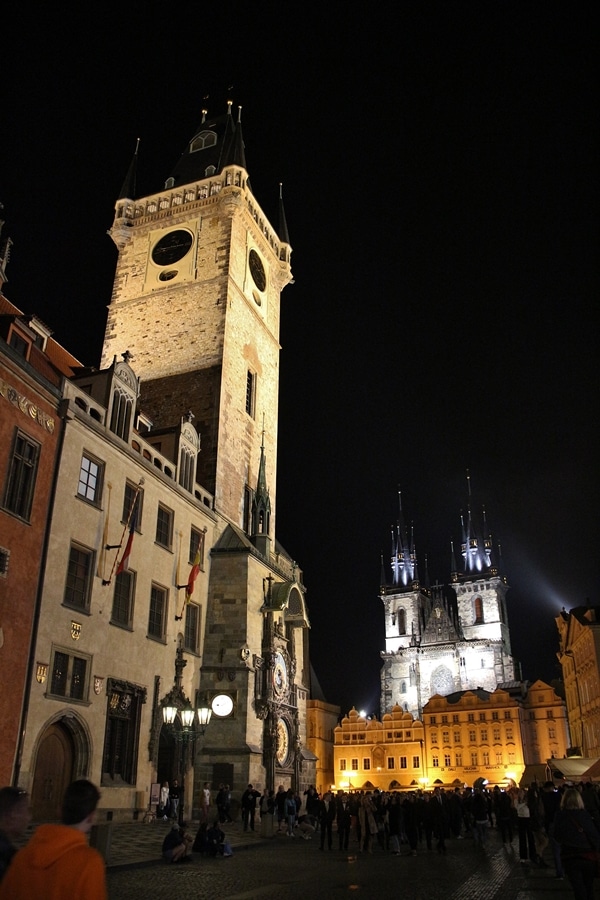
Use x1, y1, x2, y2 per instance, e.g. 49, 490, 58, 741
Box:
278, 183, 290, 244
251, 425, 272, 558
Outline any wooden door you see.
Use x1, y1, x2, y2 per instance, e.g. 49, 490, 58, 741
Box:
31, 723, 74, 821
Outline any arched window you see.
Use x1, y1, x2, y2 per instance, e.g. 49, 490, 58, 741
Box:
397, 608, 407, 635
109, 390, 133, 440
474, 596, 484, 624
400, 681, 407, 694
178, 448, 195, 492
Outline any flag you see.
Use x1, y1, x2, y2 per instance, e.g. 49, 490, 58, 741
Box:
185, 548, 201, 603
117, 496, 138, 575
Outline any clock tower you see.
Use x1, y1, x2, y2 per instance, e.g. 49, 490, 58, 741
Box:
101, 102, 311, 798
102, 102, 292, 529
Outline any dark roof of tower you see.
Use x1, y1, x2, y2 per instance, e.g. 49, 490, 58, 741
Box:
167, 103, 244, 188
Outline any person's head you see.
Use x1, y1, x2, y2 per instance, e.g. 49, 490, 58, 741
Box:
561, 787, 584, 810
173, 780, 178, 787
0, 787, 30, 840
61, 780, 101, 832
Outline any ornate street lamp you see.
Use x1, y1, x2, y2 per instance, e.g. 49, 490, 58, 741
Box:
160, 646, 212, 825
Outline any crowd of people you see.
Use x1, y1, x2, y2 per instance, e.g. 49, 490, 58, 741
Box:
1, 778, 599, 898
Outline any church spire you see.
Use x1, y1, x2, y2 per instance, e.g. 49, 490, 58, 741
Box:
278, 183, 290, 244
459, 470, 493, 576
118, 138, 139, 200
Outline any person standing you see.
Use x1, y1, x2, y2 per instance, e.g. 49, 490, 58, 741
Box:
169, 780, 181, 822
275, 785, 287, 832
241, 784, 261, 832
0, 779, 106, 900
336, 791, 352, 851
158, 781, 170, 820
200, 782, 211, 823
318, 791, 336, 851
0, 788, 30, 882
515, 787, 537, 864
260, 788, 275, 837
554, 787, 600, 900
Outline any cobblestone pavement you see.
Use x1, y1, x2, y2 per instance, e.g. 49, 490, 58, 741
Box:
104, 823, 590, 900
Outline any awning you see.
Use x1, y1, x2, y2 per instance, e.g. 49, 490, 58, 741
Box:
549, 757, 600, 781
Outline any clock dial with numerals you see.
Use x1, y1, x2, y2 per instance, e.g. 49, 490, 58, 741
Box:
249, 249, 266, 292
272, 651, 288, 697
151, 230, 193, 266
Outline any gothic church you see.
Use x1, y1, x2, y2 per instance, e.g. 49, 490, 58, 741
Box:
380, 476, 516, 719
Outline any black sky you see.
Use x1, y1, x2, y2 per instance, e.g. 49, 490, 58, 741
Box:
2, 4, 597, 715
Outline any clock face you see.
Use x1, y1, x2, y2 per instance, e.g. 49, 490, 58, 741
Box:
273, 652, 288, 697
276, 718, 289, 765
152, 230, 193, 266
211, 694, 234, 717
248, 249, 266, 292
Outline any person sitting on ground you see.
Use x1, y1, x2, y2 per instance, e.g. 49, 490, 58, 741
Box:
0, 788, 30, 883
0, 779, 106, 900
206, 821, 232, 857
162, 823, 193, 863
296, 814, 317, 840
192, 822, 208, 854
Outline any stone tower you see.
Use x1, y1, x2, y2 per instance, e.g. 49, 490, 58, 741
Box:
102, 103, 292, 530
101, 103, 311, 798
380, 478, 516, 719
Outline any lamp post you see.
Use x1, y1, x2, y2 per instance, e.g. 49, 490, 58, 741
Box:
160, 646, 211, 825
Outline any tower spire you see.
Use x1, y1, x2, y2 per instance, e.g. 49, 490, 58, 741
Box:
118, 137, 139, 200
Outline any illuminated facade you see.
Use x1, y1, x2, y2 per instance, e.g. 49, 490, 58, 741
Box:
101, 103, 312, 805
333, 706, 426, 792
380, 482, 516, 719
556, 606, 600, 756
1, 103, 314, 818
333, 681, 568, 792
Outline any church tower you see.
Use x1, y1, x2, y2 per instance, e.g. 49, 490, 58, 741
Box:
101, 103, 311, 798
380, 478, 516, 719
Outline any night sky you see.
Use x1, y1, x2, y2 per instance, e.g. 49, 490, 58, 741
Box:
2, 5, 597, 716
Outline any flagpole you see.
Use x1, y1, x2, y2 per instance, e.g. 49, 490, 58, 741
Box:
102, 478, 144, 586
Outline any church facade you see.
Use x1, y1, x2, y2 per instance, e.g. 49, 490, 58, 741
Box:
380, 482, 516, 719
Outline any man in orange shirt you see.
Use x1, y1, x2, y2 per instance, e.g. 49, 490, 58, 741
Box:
0, 779, 106, 900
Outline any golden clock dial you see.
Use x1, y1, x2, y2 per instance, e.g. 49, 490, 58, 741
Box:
276, 718, 289, 765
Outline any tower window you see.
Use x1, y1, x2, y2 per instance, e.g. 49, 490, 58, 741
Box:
110, 389, 133, 440
245, 370, 256, 418
178, 448, 195, 492
474, 596, 484, 624
190, 131, 217, 152
397, 608, 406, 635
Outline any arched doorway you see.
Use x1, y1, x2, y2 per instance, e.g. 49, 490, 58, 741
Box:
31, 723, 74, 821
157, 726, 177, 785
